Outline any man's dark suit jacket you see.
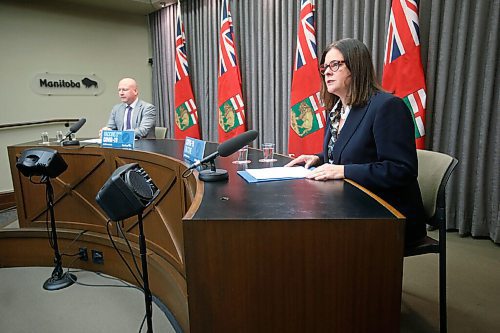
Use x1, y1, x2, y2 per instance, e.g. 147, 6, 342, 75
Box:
320, 92, 426, 245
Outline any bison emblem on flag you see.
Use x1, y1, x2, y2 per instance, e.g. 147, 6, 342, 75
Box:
175, 99, 198, 131
290, 93, 324, 138
218, 94, 245, 133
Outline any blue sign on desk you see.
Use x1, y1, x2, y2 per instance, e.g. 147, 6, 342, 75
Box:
184, 137, 206, 163
101, 130, 135, 149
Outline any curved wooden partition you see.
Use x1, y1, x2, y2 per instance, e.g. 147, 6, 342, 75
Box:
3, 139, 406, 333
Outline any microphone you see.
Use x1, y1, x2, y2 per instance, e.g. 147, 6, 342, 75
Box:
187, 130, 258, 170
62, 118, 86, 146
64, 118, 86, 139
218, 130, 259, 157
187, 151, 219, 170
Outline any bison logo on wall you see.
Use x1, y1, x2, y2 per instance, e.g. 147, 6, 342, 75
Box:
81, 77, 98, 88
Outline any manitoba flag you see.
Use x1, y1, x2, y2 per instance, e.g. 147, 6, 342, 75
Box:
174, 2, 200, 139
217, 0, 246, 142
382, 0, 426, 149
289, 0, 326, 156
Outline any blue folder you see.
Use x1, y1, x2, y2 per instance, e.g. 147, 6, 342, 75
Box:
237, 170, 307, 183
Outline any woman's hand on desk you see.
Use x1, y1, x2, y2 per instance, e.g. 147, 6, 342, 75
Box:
285, 154, 320, 169
305, 163, 345, 181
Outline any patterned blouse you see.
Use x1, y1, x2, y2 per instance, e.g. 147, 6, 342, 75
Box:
327, 100, 351, 163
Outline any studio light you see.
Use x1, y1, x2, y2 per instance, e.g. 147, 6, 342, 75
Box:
16, 148, 76, 291
16, 147, 67, 178
96, 163, 159, 333
95, 163, 159, 221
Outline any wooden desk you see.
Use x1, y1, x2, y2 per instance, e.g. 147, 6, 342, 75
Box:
2, 139, 405, 332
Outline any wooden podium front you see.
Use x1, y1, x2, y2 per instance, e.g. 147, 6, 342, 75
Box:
3, 139, 405, 332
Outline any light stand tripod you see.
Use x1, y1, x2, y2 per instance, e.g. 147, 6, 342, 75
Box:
15, 148, 73, 290
95, 163, 160, 333
137, 213, 153, 333
42, 175, 76, 290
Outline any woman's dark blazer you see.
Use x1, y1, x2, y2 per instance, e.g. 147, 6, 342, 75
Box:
321, 91, 426, 244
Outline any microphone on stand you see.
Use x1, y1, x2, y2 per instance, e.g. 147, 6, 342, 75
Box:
189, 130, 258, 182
61, 118, 86, 146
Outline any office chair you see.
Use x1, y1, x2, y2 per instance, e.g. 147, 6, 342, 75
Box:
405, 149, 458, 333
155, 126, 168, 139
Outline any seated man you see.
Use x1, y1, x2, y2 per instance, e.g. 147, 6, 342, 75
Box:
100, 77, 156, 139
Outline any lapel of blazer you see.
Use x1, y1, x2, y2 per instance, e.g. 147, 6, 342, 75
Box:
332, 98, 372, 163
133, 100, 143, 127
116, 104, 127, 130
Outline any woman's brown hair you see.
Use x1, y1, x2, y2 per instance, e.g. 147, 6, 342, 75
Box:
319, 38, 383, 110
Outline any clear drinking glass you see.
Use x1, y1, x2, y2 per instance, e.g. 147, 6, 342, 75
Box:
56, 130, 64, 142
232, 145, 250, 164
259, 143, 276, 162
41, 131, 49, 144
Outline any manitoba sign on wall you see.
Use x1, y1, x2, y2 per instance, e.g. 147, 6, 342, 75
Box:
31, 73, 105, 96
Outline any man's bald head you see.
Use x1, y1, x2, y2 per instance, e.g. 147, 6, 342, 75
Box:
118, 78, 139, 105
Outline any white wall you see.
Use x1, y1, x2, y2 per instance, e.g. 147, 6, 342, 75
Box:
0, 0, 153, 192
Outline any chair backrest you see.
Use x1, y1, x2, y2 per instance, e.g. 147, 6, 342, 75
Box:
155, 126, 168, 139
416, 149, 458, 226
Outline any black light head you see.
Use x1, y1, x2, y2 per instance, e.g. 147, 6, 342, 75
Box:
95, 163, 160, 221
16, 148, 67, 178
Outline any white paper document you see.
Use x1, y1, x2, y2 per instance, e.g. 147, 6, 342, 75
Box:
80, 138, 102, 144
245, 166, 310, 180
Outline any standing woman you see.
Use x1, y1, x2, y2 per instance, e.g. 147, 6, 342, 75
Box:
286, 38, 426, 246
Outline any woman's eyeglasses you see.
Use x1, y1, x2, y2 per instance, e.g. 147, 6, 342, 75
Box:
319, 60, 346, 75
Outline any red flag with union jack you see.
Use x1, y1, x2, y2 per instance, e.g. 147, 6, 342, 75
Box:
288, 0, 326, 156
382, 0, 426, 149
217, 0, 246, 143
174, 2, 200, 139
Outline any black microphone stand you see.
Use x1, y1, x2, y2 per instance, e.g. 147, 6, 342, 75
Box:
61, 133, 80, 146
198, 160, 228, 182
42, 175, 76, 290
137, 213, 153, 333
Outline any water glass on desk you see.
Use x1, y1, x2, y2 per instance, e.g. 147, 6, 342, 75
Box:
56, 130, 64, 142
40, 131, 49, 144
259, 143, 277, 162
232, 145, 250, 164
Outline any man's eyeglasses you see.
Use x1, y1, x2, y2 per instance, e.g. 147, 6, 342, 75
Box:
319, 60, 346, 75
